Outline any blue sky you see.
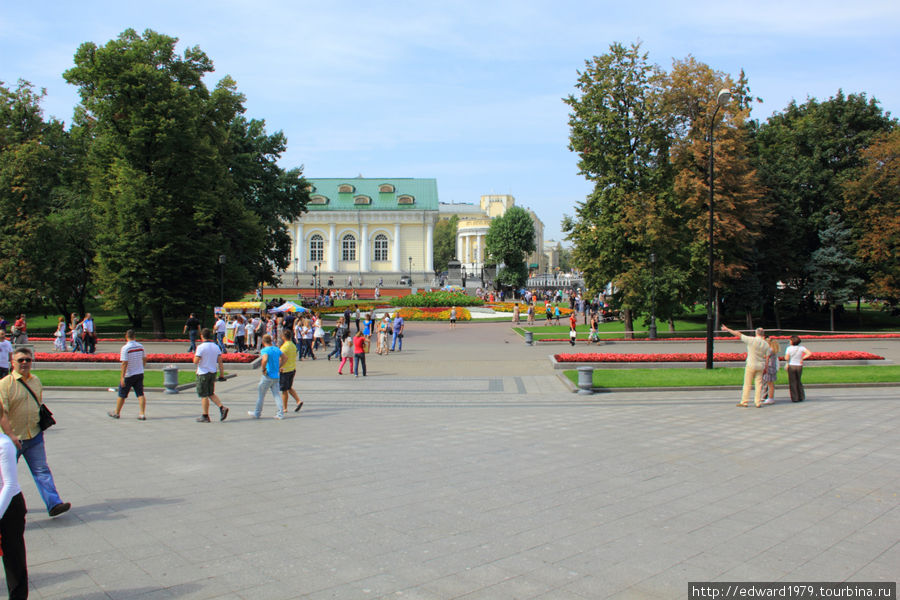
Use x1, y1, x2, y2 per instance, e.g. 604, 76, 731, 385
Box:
3, 1, 898, 244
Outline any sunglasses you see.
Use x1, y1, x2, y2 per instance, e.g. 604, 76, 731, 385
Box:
15, 358, 32, 364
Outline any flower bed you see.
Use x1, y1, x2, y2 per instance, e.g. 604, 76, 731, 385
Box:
554, 351, 885, 363
30, 337, 191, 343
34, 352, 256, 364
538, 333, 900, 342
396, 307, 472, 321
393, 291, 484, 308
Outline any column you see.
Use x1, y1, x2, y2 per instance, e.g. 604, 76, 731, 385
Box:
464, 234, 471, 265
456, 232, 462, 262
425, 219, 434, 274
328, 223, 337, 272
296, 223, 305, 272
360, 222, 369, 273
475, 235, 481, 268
392, 223, 401, 272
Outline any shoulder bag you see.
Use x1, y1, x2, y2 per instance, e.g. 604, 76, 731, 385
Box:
19, 379, 55, 431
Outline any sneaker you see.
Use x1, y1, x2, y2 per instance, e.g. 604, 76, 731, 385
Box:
196, 415, 211, 423
220, 406, 229, 422
137, 415, 147, 420
274, 414, 284, 420
49, 502, 71, 517
247, 411, 260, 419
762, 399, 775, 405
107, 411, 119, 419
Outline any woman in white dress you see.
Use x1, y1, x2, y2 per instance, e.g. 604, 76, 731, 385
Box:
54, 317, 67, 352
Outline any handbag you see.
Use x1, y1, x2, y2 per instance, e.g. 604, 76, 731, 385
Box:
19, 380, 55, 431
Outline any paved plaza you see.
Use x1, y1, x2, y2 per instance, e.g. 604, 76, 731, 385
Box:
19, 323, 900, 598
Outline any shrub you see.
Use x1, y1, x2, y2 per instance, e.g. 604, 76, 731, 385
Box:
396, 307, 472, 321
393, 291, 483, 308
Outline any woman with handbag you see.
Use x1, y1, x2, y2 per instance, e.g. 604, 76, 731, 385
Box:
0, 426, 28, 598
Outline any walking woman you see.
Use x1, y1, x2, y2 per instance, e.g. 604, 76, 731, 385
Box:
313, 312, 326, 351
337, 330, 354, 375
353, 330, 367, 377
784, 336, 813, 402
363, 313, 374, 353
54, 317, 67, 352
761, 337, 780, 405
0, 426, 28, 599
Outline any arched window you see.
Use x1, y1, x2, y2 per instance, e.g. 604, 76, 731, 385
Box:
309, 234, 324, 261
373, 234, 388, 261
342, 234, 356, 261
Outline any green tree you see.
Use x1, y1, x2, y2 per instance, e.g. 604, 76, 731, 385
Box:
432, 214, 458, 273
563, 41, 676, 335
807, 212, 863, 331
485, 206, 535, 288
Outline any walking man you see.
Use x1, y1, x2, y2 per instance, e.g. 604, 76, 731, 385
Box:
249, 334, 283, 419
0, 330, 12, 379
194, 328, 229, 423
214, 314, 227, 352
390, 312, 405, 352
183, 313, 201, 353
0, 347, 71, 517
108, 329, 148, 420
721, 325, 770, 408
279, 330, 303, 414
82, 313, 96, 353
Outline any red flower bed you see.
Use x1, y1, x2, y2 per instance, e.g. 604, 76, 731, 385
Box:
34, 352, 256, 364
554, 351, 885, 363
30, 337, 190, 343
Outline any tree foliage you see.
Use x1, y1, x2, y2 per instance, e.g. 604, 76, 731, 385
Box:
432, 215, 458, 273
485, 206, 535, 288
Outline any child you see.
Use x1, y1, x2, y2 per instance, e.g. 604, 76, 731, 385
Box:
569, 324, 577, 346
337, 331, 354, 375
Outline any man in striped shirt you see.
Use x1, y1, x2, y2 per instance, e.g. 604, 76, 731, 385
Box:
108, 329, 148, 420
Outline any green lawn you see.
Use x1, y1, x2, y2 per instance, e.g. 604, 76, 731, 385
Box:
35, 370, 197, 387
563, 365, 900, 388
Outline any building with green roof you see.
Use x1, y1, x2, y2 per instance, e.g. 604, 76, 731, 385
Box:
287, 177, 439, 285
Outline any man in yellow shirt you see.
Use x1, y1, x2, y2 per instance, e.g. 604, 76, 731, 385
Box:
0, 347, 71, 516
722, 325, 770, 408
279, 329, 303, 414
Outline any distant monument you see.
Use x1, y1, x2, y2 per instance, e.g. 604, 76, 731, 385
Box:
447, 259, 462, 287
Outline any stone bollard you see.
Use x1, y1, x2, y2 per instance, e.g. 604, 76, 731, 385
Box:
524, 331, 534, 346
577, 366, 594, 395
163, 365, 179, 395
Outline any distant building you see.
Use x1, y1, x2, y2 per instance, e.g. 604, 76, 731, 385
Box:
287, 177, 438, 284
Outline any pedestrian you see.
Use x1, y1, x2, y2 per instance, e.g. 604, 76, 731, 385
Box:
363, 313, 374, 353
721, 325, 770, 408
279, 329, 303, 414
327, 317, 346, 361
353, 330, 367, 377
0, 426, 28, 599
554, 304, 561, 326
353, 305, 361, 332
0, 347, 72, 517
69, 313, 80, 352
108, 329, 148, 420
449, 306, 457, 330
0, 331, 11, 379
234, 315, 247, 353
313, 312, 325, 350
338, 330, 354, 375
784, 336, 813, 403
183, 312, 201, 353
249, 334, 283, 419
193, 328, 229, 423
53, 317, 67, 352
82, 313, 96, 353
11, 315, 26, 345
544, 303, 552, 325
588, 312, 600, 344
761, 337, 780, 405
214, 313, 227, 352
569, 322, 577, 346
73, 316, 85, 353
527, 303, 535, 326
512, 303, 519, 325
390, 312, 405, 352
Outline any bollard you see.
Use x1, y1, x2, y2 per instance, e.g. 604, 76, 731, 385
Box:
524, 331, 534, 346
577, 366, 594, 395
163, 365, 179, 394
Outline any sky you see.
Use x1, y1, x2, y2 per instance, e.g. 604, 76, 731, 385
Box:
3, 1, 899, 245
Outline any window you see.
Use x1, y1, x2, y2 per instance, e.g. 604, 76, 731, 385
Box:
309, 234, 324, 261
338, 184, 355, 193
379, 183, 395, 193
353, 195, 372, 205
397, 195, 415, 205
342, 234, 356, 261
374, 234, 388, 261
309, 195, 329, 205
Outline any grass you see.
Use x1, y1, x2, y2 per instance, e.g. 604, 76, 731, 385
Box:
563, 365, 900, 388
34, 370, 197, 387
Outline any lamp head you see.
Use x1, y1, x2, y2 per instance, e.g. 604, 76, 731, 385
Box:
717, 89, 732, 106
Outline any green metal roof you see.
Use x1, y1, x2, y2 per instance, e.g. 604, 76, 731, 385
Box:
305, 178, 439, 211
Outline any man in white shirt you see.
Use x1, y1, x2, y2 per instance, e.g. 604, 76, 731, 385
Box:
214, 314, 227, 352
82, 313, 96, 354
0, 330, 12, 378
194, 328, 229, 423
722, 325, 770, 408
108, 329, 148, 420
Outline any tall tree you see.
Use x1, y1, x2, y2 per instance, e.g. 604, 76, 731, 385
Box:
63, 29, 307, 334
432, 215, 458, 273
807, 212, 863, 331
563, 41, 677, 335
485, 206, 535, 288
843, 129, 900, 304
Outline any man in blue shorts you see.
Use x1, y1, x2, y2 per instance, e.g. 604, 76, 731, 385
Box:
108, 329, 148, 420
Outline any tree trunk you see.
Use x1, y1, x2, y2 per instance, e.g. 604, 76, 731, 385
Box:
714, 290, 721, 333
857, 296, 862, 327
668, 318, 675, 332
151, 305, 166, 339
745, 310, 753, 330
773, 300, 782, 331
830, 305, 835, 332
623, 308, 634, 340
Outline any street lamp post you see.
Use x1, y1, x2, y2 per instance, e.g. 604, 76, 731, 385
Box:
649, 253, 657, 340
408, 256, 413, 286
218, 254, 226, 306
706, 88, 731, 370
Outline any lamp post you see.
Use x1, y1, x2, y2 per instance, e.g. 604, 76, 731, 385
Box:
408, 256, 413, 286
706, 88, 731, 369
218, 254, 226, 306
649, 253, 657, 340
317, 261, 322, 292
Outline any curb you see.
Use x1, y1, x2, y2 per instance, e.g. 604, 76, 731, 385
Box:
43, 373, 239, 392
549, 356, 893, 370
565, 382, 900, 394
